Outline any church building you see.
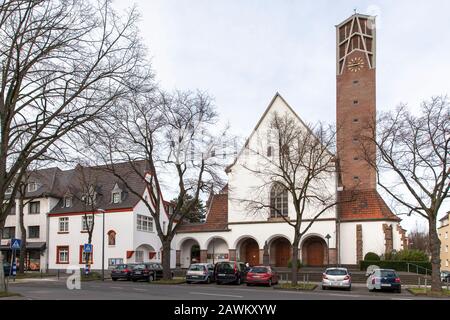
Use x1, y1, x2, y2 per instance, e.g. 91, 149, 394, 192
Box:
173, 13, 408, 268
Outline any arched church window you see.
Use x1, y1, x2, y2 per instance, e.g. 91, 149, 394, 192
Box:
108, 230, 116, 246
270, 183, 288, 218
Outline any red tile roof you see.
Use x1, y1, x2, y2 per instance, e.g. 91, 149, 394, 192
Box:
338, 189, 400, 222
177, 192, 229, 233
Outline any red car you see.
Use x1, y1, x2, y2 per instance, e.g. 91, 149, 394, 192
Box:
246, 266, 279, 287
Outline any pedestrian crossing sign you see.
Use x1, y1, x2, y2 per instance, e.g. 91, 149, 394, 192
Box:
10, 238, 21, 250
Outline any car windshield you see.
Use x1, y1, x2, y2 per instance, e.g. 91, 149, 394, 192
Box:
249, 267, 268, 273
134, 264, 146, 269
380, 270, 397, 278
115, 264, 127, 270
189, 265, 205, 271
326, 269, 347, 276
217, 263, 234, 271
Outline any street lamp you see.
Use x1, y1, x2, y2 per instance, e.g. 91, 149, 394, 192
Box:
325, 234, 331, 266
97, 208, 106, 281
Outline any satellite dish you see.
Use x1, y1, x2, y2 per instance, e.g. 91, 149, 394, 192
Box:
365, 264, 380, 277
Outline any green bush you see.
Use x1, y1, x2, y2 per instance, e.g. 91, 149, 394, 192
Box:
364, 252, 380, 261
287, 259, 303, 269
391, 250, 429, 262
360, 260, 432, 274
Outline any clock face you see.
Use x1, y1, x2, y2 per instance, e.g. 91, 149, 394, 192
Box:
347, 57, 365, 73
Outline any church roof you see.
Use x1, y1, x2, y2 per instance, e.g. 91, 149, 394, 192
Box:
177, 190, 229, 233
338, 189, 401, 222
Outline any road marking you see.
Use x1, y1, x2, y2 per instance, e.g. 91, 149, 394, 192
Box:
133, 288, 147, 292
328, 293, 362, 298
190, 292, 244, 298
110, 286, 124, 289
391, 298, 413, 300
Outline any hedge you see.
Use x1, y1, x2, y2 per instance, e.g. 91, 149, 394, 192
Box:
360, 260, 432, 274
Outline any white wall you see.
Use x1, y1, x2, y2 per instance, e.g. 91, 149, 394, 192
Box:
227, 95, 337, 224
339, 221, 404, 265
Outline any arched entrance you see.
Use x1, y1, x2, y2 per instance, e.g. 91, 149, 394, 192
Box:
270, 237, 291, 267
238, 238, 259, 267
302, 236, 327, 267
206, 237, 229, 264
179, 238, 201, 268
134, 244, 157, 263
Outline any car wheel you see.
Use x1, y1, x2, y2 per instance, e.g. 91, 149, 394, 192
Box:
206, 277, 211, 284
236, 277, 241, 285
396, 288, 402, 294
148, 275, 154, 282
216, 281, 221, 285
247, 283, 251, 286
322, 286, 327, 290
132, 279, 137, 282
347, 286, 352, 291
186, 281, 191, 284
112, 278, 118, 281
268, 279, 272, 287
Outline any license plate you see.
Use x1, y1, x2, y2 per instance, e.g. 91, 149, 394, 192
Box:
332, 282, 339, 286
381, 284, 391, 287
135, 271, 141, 274
218, 274, 225, 277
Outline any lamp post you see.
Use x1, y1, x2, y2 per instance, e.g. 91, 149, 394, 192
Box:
212, 238, 215, 264
325, 234, 331, 266
97, 209, 106, 281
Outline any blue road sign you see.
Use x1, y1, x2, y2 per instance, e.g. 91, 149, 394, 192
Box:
84, 243, 93, 253
12, 263, 16, 276
10, 238, 21, 250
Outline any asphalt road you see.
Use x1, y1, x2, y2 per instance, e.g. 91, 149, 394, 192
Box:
3, 278, 447, 300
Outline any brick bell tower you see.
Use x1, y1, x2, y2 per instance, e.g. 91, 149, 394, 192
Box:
335, 14, 400, 224
336, 14, 377, 191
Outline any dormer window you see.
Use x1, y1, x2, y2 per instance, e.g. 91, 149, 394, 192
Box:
64, 196, 72, 208
111, 183, 123, 204
112, 192, 121, 204
27, 182, 38, 193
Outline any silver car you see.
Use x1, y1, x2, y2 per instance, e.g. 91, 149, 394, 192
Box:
322, 268, 352, 290
186, 263, 215, 284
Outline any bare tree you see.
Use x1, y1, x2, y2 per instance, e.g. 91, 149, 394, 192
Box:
237, 113, 345, 285
408, 223, 430, 256
0, 0, 149, 291
80, 90, 229, 279
359, 96, 450, 293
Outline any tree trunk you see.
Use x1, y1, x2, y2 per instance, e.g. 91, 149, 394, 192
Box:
291, 237, 300, 285
428, 218, 442, 293
162, 240, 172, 280
19, 198, 26, 274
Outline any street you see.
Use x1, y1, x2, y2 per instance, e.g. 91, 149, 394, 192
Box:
3, 278, 447, 300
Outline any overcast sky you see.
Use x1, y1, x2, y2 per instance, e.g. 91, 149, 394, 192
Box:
112, 0, 450, 232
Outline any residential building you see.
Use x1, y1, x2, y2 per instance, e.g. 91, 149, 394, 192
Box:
439, 212, 450, 271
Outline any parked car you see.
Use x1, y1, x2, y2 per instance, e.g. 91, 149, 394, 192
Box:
322, 267, 352, 291
131, 263, 164, 282
441, 271, 450, 283
246, 266, 278, 287
215, 261, 248, 285
367, 269, 401, 293
186, 263, 215, 284
111, 263, 137, 281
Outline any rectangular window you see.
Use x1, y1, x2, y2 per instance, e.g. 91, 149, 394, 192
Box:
446, 232, 448, 239
28, 226, 40, 239
135, 250, 144, 263
29, 201, 40, 214
56, 246, 69, 264
79, 245, 93, 264
137, 215, 153, 232
64, 197, 72, 208
27, 182, 38, 193
1, 227, 15, 239
112, 192, 121, 204
108, 258, 124, 267
59, 217, 69, 233
81, 215, 94, 232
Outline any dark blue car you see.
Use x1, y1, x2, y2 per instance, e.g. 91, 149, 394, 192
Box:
367, 269, 401, 293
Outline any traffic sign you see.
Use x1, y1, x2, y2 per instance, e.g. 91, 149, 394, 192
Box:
84, 243, 93, 253
10, 238, 21, 250
12, 262, 16, 276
